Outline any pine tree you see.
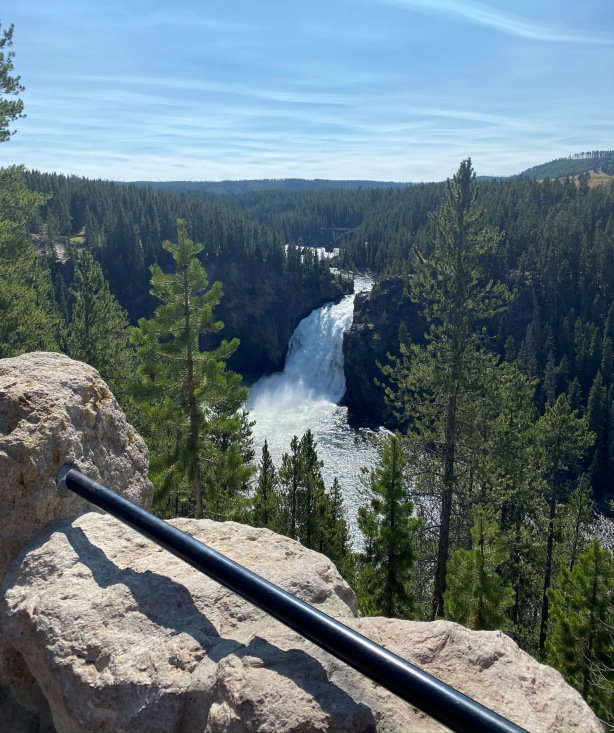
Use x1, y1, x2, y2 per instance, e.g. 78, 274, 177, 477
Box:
471, 361, 543, 645
546, 540, 613, 726
252, 439, 279, 528
277, 429, 326, 545
277, 435, 303, 539
383, 159, 510, 618
444, 509, 515, 630
0, 22, 25, 141
558, 477, 594, 572
357, 433, 421, 618
0, 166, 62, 357
131, 219, 253, 519
534, 394, 594, 651
67, 249, 133, 401
321, 477, 355, 583
587, 370, 610, 493
276, 430, 354, 581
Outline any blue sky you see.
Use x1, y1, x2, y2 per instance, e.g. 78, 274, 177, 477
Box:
2, 1, 613, 181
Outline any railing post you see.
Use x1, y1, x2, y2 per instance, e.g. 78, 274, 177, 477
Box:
57, 464, 528, 733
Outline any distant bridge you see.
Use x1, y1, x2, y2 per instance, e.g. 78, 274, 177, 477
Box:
321, 225, 357, 245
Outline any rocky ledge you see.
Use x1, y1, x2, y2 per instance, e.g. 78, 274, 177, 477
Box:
0, 352, 603, 732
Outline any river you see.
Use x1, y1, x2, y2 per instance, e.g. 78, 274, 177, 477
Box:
247, 276, 380, 542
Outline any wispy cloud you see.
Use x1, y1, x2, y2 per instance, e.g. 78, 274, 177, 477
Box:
376, 0, 613, 44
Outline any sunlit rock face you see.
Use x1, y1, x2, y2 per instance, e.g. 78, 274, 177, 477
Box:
206, 259, 349, 379
0, 351, 152, 586
2, 513, 602, 733
0, 353, 603, 733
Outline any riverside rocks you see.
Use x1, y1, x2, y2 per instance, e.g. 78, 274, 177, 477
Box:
342, 275, 426, 426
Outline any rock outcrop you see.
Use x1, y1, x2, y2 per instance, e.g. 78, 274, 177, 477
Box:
0, 351, 152, 587
0, 351, 153, 727
0, 352, 603, 732
2, 512, 603, 733
342, 276, 426, 426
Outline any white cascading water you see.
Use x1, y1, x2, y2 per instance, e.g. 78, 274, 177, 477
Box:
249, 293, 354, 410
248, 276, 378, 542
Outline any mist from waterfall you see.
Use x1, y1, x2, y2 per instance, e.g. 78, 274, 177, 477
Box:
248, 276, 378, 541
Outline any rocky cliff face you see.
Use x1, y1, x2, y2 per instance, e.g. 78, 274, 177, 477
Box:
207, 261, 350, 378
0, 352, 603, 733
342, 276, 426, 426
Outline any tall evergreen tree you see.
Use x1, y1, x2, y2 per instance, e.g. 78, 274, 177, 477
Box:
277, 429, 326, 544
444, 509, 515, 630
67, 249, 133, 401
0, 166, 62, 356
546, 540, 613, 727
277, 434, 303, 539
131, 219, 253, 519
322, 477, 355, 583
383, 159, 510, 618
252, 439, 279, 528
558, 477, 594, 573
0, 22, 25, 141
276, 430, 354, 580
533, 394, 594, 651
357, 433, 421, 618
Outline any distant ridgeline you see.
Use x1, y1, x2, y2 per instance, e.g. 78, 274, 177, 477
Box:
519, 150, 614, 179
132, 179, 413, 194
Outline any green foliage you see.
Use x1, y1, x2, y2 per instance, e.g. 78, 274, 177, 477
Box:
130, 219, 254, 519
0, 166, 62, 356
444, 510, 514, 630
324, 477, 355, 583
557, 477, 594, 573
357, 433, 421, 618
252, 440, 279, 528
533, 393, 595, 651
382, 159, 511, 619
277, 430, 323, 542
275, 430, 354, 582
67, 249, 133, 402
546, 540, 613, 727
0, 22, 25, 142
519, 151, 614, 179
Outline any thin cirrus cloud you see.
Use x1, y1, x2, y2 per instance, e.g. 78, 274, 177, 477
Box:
375, 0, 613, 44
3, 0, 614, 181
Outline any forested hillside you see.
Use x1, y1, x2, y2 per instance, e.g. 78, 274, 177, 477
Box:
21, 167, 614, 511
158, 186, 398, 248
135, 178, 411, 194
338, 174, 614, 512
519, 150, 614, 179
22, 171, 347, 375
3, 157, 613, 725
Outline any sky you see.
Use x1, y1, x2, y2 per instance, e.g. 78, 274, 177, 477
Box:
2, 0, 614, 182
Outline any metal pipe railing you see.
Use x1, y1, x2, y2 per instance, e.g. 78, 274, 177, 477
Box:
57, 464, 528, 733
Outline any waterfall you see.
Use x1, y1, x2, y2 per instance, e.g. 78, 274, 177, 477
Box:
249, 294, 355, 411
248, 275, 376, 545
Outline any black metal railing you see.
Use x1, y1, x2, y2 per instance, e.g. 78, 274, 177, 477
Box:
57, 464, 528, 733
